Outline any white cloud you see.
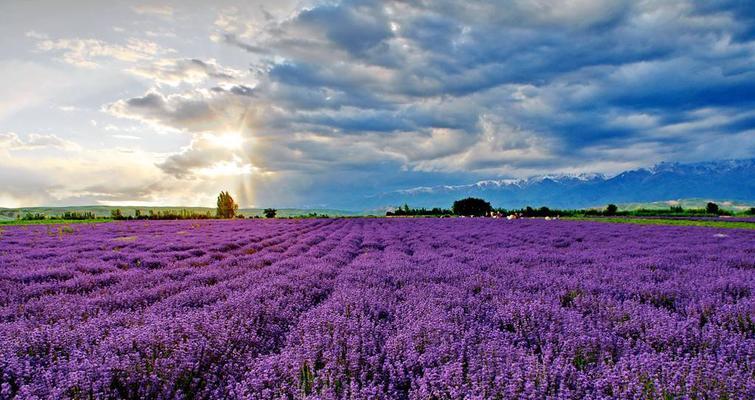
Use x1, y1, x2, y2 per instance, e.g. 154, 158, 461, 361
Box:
106, 89, 256, 133
128, 58, 243, 86
25, 30, 48, 40
214, 7, 256, 39
35, 37, 173, 68
0, 132, 80, 151
0, 143, 232, 207
131, 4, 174, 17
406, 115, 557, 173
156, 133, 253, 178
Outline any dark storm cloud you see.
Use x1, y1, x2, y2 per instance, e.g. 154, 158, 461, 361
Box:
296, 0, 393, 58
106, 0, 755, 205
242, 0, 755, 129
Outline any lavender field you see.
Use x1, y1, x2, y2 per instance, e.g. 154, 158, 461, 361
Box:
0, 219, 753, 399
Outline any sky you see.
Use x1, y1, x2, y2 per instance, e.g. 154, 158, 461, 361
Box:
1, 0, 754, 209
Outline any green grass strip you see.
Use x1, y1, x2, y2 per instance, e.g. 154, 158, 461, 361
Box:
0, 219, 113, 226
567, 217, 755, 229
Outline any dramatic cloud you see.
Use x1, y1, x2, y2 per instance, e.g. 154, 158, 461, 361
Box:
157, 133, 252, 178
2, 0, 754, 207
106, 89, 256, 133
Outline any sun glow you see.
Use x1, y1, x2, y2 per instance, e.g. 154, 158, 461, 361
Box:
208, 132, 245, 149
197, 159, 254, 177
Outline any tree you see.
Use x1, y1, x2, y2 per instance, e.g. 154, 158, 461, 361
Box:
452, 197, 492, 217
605, 204, 618, 216
110, 209, 123, 220
706, 202, 719, 215
263, 208, 277, 218
216, 191, 239, 219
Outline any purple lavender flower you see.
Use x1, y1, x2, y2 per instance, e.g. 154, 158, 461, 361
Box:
0, 219, 753, 399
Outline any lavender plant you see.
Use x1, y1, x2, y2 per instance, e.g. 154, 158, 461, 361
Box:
0, 219, 752, 399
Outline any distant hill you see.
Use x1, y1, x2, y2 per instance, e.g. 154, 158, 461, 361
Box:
607, 199, 754, 212
367, 159, 755, 209
0, 206, 368, 220
3, 159, 753, 216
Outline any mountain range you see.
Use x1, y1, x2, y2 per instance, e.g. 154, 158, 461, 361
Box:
367, 159, 755, 210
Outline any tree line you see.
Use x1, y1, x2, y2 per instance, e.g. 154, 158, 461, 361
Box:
13, 192, 280, 222
12, 194, 755, 222
19, 211, 96, 221
108, 192, 279, 220
387, 198, 753, 218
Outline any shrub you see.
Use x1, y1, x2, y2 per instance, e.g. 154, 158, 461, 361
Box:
452, 198, 492, 217
110, 209, 124, 220
22, 212, 46, 221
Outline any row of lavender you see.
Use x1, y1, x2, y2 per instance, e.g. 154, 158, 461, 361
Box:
631, 216, 755, 223
0, 219, 753, 399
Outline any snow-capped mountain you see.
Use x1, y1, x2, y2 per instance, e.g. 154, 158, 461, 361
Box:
367, 159, 755, 209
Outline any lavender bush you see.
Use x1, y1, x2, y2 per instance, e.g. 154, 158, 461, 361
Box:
0, 219, 753, 399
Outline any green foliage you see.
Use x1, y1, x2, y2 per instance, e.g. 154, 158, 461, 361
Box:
61, 211, 96, 220
706, 202, 719, 215
560, 289, 584, 308
216, 191, 239, 219
263, 208, 277, 218
19, 211, 99, 221
386, 204, 452, 216
0, 219, 109, 226
462, 202, 749, 219
452, 197, 493, 216
141, 209, 213, 220
299, 361, 314, 396
105, 208, 213, 221
22, 212, 46, 220
605, 204, 618, 215
499, 206, 572, 218
293, 212, 330, 218
572, 217, 755, 230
